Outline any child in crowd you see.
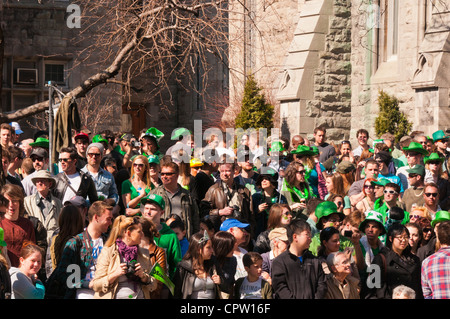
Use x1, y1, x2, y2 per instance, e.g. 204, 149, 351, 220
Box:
233, 252, 272, 299
169, 219, 189, 257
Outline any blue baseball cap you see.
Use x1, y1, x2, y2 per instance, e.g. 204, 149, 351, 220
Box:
220, 218, 250, 232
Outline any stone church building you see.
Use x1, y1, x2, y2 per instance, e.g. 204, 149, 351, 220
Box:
229, 0, 450, 146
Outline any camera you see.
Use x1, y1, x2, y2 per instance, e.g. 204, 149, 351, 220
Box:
344, 230, 353, 238
126, 259, 138, 278
131, 140, 141, 148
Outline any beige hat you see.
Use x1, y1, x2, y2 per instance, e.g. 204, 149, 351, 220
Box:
268, 227, 288, 242
31, 170, 56, 189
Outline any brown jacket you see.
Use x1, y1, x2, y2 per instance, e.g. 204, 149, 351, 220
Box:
200, 180, 255, 231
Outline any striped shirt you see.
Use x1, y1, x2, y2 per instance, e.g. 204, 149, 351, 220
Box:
421, 247, 450, 299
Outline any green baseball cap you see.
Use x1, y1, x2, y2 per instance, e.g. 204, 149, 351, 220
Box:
147, 154, 160, 165
431, 210, 450, 228
406, 164, 425, 176
371, 178, 391, 187
359, 210, 386, 235
140, 194, 165, 210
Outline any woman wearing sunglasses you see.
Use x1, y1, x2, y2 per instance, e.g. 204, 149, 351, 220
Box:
424, 153, 450, 211
355, 177, 378, 213
122, 155, 154, 217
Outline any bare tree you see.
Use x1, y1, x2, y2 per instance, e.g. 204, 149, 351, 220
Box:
0, 0, 233, 122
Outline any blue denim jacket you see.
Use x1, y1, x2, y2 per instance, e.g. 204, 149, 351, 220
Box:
81, 166, 119, 204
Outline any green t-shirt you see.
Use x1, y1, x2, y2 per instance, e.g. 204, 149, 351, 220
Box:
154, 223, 182, 280
121, 179, 153, 208
309, 231, 354, 256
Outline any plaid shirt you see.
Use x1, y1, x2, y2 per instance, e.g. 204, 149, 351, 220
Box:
421, 246, 450, 299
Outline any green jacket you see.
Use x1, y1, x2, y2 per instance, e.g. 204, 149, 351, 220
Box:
154, 223, 182, 281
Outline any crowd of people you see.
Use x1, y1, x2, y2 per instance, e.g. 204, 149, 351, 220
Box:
0, 120, 450, 300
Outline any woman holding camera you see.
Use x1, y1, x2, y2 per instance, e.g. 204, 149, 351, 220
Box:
122, 155, 154, 217
92, 216, 157, 299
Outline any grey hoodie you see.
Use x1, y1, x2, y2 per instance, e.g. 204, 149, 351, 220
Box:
9, 267, 45, 299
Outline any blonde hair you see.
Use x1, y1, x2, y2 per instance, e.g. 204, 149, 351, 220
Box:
105, 215, 141, 247
130, 155, 153, 190
410, 206, 432, 221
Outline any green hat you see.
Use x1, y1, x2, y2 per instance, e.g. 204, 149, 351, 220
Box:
145, 127, 164, 142
29, 137, 49, 148
315, 201, 343, 229
310, 145, 320, 156
359, 210, 386, 235
269, 141, 285, 153
371, 178, 391, 187
171, 128, 191, 141
336, 160, 356, 174
92, 134, 108, 145
147, 155, 160, 165
140, 194, 165, 210
424, 152, 445, 164
431, 210, 450, 228
406, 164, 425, 176
432, 130, 449, 143
291, 145, 314, 156
402, 141, 428, 155
0, 227, 6, 247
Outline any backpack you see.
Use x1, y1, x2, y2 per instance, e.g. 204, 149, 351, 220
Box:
44, 236, 83, 299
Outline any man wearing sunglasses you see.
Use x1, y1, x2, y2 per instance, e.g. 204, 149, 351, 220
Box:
21, 148, 50, 196
422, 183, 441, 220
81, 143, 119, 206
402, 165, 426, 213
374, 182, 408, 225
53, 147, 98, 205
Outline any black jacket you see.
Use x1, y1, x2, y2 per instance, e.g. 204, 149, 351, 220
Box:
366, 246, 423, 299
271, 249, 327, 299
52, 169, 98, 203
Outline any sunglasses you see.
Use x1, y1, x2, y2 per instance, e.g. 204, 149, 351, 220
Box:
384, 190, 397, 195
161, 172, 176, 176
364, 185, 374, 189
408, 174, 418, 178
410, 214, 421, 220
133, 163, 145, 168
58, 158, 72, 162
427, 161, 441, 165
87, 153, 101, 158
425, 193, 438, 198
296, 170, 306, 175
423, 228, 432, 233
31, 157, 44, 162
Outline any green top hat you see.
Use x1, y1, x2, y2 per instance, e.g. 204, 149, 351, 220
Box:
424, 152, 445, 164
315, 201, 343, 229
291, 145, 315, 157
269, 141, 285, 153
359, 210, 386, 235
0, 227, 7, 247
402, 141, 428, 155
431, 210, 450, 228
29, 137, 49, 148
92, 134, 108, 145
432, 130, 449, 143
145, 127, 164, 142
140, 194, 165, 210
171, 128, 191, 141
370, 178, 391, 187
